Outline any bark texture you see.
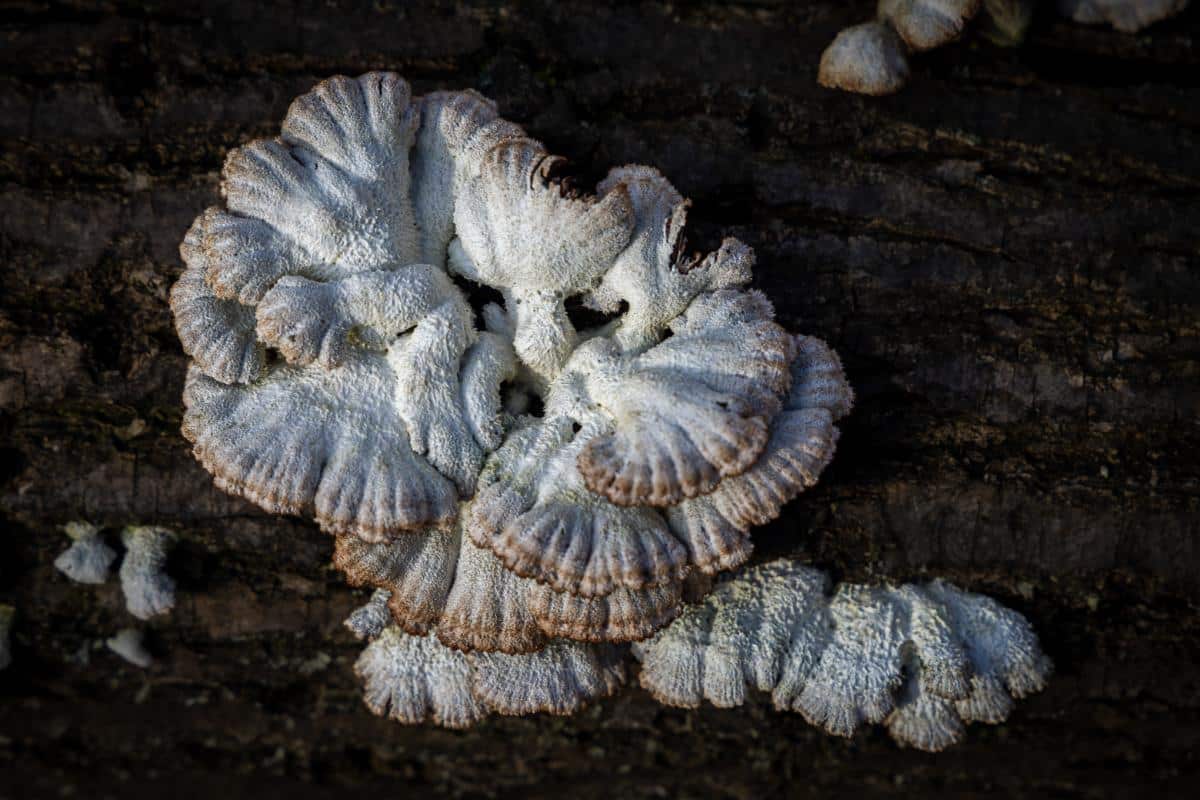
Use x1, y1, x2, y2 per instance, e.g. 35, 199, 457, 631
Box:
1, 1, 1198, 797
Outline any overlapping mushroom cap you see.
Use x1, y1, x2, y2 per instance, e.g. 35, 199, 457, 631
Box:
634, 560, 1053, 752
172, 71, 852, 672
170, 72, 1055, 747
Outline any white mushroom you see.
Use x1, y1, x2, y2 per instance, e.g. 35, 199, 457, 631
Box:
634, 560, 1052, 752
572, 290, 797, 508
469, 417, 691, 599
177, 78, 526, 541
818, 22, 912, 96
170, 211, 265, 385
450, 138, 635, 385
160, 72, 980, 742
437, 532, 547, 654
471, 639, 626, 717
228, 74, 421, 273
354, 626, 485, 728
584, 166, 754, 352
354, 624, 626, 727
819, 2, 982, 97
666, 335, 852, 575
119, 526, 176, 620
823, 0, 1189, 97
0, 604, 14, 670
411, 90, 526, 266
106, 628, 153, 668
1057, 0, 1189, 31
54, 521, 117, 585
169, 71, 1061, 752
344, 588, 393, 642
333, 527, 460, 636
525, 569, 686, 644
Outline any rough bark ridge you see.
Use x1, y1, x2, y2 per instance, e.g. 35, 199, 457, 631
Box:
1, 1, 1198, 797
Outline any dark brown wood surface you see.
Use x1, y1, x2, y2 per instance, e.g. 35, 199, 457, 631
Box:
1, 1, 1198, 797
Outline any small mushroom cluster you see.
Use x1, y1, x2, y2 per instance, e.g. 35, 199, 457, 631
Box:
54, 523, 176, 622
819, 0, 1191, 95
634, 561, 1052, 751
172, 72, 1048, 746
53, 522, 175, 668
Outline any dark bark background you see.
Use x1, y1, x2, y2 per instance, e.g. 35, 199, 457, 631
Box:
1, 1, 1198, 797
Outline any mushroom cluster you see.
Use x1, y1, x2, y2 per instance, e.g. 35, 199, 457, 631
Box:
635, 561, 1053, 751
171, 72, 1048, 747
819, 0, 1191, 95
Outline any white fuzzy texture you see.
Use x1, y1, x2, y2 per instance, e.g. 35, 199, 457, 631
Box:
119, 526, 176, 621
171, 72, 858, 729
54, 521, 117, 585
107, 628, 153, 668
355, 626, 486, 728
1057, 0, 1189, 30
634, 560, 1052, 752
354, 624, 625, 726
165, 72, 1061, 752
0, 604, 13, 671
586, 166, 753, 351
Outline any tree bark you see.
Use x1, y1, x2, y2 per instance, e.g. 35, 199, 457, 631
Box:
1, 1, 1198, 797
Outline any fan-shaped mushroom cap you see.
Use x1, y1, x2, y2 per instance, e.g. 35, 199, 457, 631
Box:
819, 21, 911, 96
333, 528, 458, 635
575, 290, 796, 507
411, 90, 526, 265
585, 166, 754, 351
527, 580, 685, 644
469, 418, 690, 597
472, 639, 626, 717
106, 627, 153, 668
634, 560, 1051, 751
196, 208, 301, 306
1058, 0, 1189, 31
181, 262, 496, 539
0, 604, 13, 670
450, 138, 635, 383
54, 521, 117, 585
184, 359, 460, 541
787, 336, 854, 419
355, 626, 486, 728
634, 561, 830, 709
878, 0, 983, 51
171, 211, 265, 385
354, 624, 627, 726
227, 73, 421, 271
437, 534, 547, 654
667, 408, 838, 574
345, 588, 393, 642
119, 526, 176, 621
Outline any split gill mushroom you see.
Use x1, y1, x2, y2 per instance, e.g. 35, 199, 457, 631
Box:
170, 72, 1049, 750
